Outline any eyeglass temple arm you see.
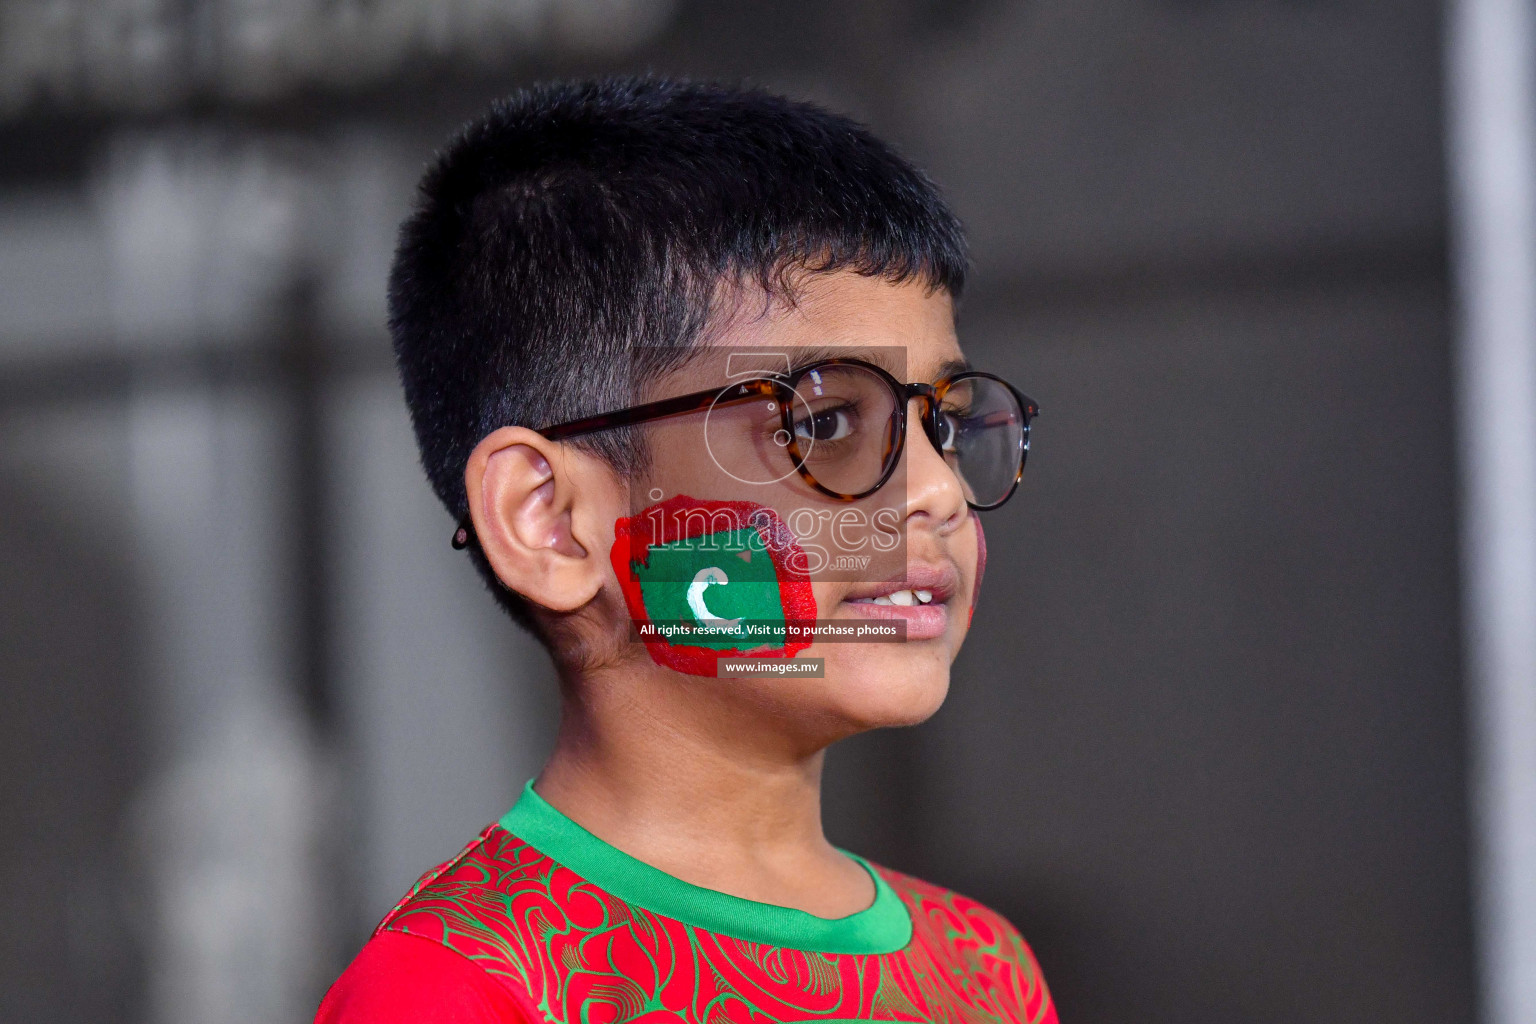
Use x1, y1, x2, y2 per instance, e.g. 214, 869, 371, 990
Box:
451, 378, 778, 549
537, 378, 778, 441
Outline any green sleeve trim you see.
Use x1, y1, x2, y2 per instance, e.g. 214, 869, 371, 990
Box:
498, 779, 913, 955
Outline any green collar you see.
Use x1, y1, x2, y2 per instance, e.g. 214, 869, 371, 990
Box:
498, 780, 912, 954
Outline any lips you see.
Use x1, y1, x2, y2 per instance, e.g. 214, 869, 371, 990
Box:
840, 563, 959, 641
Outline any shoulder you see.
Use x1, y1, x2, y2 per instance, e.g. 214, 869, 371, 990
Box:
316, 827, 548, 1024
374, 824, 551, 957
872, 862, 1057, 1024
315, 930, 531, 1023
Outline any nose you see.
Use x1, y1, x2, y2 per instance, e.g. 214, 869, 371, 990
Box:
900, 395, 968, 535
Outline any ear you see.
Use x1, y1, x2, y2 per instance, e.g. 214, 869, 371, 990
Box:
464, 426, 623, 613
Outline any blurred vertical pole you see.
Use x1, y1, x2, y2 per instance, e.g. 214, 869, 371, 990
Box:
284, 275, 335, 732
127, 378, 328, 1024
111, 133, 331, 1024
1447, 1, 1536, 1022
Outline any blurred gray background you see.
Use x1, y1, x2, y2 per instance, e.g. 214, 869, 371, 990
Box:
3, 2, 1533, 1023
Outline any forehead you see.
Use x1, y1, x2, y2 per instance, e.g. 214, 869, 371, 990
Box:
704, 270, 962, 382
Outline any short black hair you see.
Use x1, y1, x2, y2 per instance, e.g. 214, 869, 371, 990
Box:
389, 75, 968, 630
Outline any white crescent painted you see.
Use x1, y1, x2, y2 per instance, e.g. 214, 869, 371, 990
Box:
687, 566, 743, 632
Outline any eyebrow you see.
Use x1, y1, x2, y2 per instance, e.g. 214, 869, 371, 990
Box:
782, 347, 973, 383
783, 345, 884, 375
931, 356, 973, 383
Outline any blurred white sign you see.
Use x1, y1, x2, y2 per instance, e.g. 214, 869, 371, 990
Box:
0, 0, 676, 114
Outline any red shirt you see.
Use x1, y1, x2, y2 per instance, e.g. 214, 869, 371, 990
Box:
318, 782, 1056, 1024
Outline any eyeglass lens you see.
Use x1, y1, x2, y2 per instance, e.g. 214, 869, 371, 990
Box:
784, 363, 1027, 507
937, 376, 1028, 509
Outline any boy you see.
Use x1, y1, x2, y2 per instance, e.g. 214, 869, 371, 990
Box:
318, 77, 1054, 1024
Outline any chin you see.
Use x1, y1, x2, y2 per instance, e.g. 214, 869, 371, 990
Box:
814, 642, 953, 730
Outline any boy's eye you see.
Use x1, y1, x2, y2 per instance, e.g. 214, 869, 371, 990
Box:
793, 406, 854, 443
936, 412, 960, 453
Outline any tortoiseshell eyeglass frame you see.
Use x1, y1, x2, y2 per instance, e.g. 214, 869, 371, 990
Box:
452, 357, 1037, 549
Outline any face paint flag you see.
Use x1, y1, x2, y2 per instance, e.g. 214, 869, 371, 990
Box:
611, 496, 817, 676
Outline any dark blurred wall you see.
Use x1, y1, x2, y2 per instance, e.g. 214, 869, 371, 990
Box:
755, 3, 1471, 1022
0, 407, 145, 1023
0, 2, 1473, 1022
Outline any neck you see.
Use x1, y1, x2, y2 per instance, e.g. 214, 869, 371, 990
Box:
533, 661, 873, 916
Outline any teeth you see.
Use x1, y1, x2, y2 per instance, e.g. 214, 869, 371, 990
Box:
863, 589, 935, 607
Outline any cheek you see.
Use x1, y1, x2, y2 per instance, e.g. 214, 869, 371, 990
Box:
610, 495, 817, 677
968, 511, 987, 625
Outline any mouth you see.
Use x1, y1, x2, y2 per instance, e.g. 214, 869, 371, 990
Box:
839, 564, 960, 641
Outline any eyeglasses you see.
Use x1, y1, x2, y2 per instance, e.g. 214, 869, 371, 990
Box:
540, 357, 1037, 510
452, 357, 1037, 548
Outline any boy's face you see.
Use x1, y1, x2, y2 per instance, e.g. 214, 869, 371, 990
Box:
612, 270, 986, 738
